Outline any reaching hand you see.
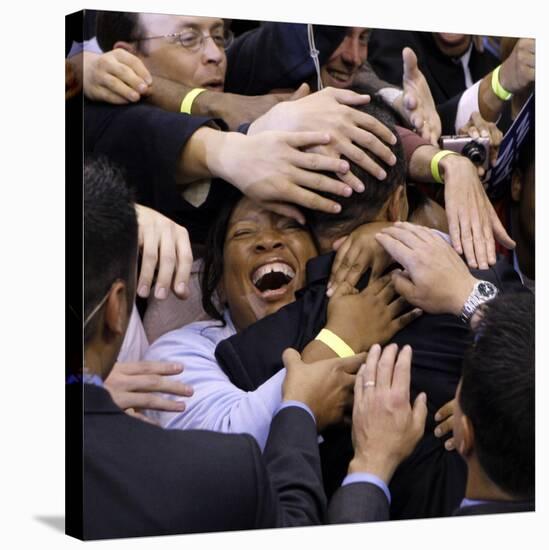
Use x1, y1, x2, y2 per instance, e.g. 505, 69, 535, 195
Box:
220, 130, 358, 224
457, 111, 503, 176
499, 38, 535, 94
281, 348, 366, 431
439, 154, 515, 268
105, 361, 194, 413
325, 273, 422, 354
375, 221, 478, 315
434, 398, 456, 451
328, 221, 394, 294
83, 49, 152, 104
348, 343, 427, 484
248, 86, 398, 193
135, 204, 193, 300
392, 47, 441, 146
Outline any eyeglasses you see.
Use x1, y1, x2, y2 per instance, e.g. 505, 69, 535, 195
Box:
137, 28, 234, 52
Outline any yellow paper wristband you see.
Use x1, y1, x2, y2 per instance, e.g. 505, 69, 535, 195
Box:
491, 65, 512, 101
315, 328, 355, 358
180, 88, 206, 114
430, 150, 459, 184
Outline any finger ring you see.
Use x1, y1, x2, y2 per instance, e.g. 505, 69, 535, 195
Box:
363, 380, 376, 388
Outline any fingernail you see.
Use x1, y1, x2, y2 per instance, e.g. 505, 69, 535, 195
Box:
445, 440, 455, 451
155, 286, 167, 300
137, 82, 148, 93
138, 284, 149, 297
326, 287, 334, 297
332, 203, 342, 213
174, 402, 186, 411
377, 169, 387, 180
145, 75, 153, 85
480, 130, 489, 137
340, 160, 350, 172
175, 282, 186, 295
343, 186, 352, 197
130, 91, 140, 102
471, 130, 480, 139
434, 413, 441, 422
356, 182, 365, 192
434, 427, 441, 437
389, 154, 397, 166
391, 134, 397, 145
171, 363, 183, 372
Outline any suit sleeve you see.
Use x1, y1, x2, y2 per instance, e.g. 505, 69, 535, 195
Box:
328, 482, 390, 524
254, 406, 326, 527
225, 23, 346, 94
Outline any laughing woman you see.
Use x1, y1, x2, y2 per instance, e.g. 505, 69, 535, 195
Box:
143, 193, 415, 448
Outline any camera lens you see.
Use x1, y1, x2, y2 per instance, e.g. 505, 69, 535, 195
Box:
462, 141, 487, 166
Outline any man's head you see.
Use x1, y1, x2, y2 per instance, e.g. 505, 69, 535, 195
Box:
96, 11, 228, 90
201, 195, 318, 331
305, 97, 406, 251
321, 27, 370, 89
84, 157, 138, 379
432, 33, 471, 57
453, 293, 534, 500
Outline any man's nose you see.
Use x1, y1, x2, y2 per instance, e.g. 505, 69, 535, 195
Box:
202, 36, 224, 64
341, 37, 364, 67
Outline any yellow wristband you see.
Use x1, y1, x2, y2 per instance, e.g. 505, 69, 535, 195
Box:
430, 150, 459, 184
180, 88, 206, 114
491, 65, 512, 101
315, 328, 355, 358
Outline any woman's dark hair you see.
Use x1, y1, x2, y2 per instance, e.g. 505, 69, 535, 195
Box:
200, 193, 243, 323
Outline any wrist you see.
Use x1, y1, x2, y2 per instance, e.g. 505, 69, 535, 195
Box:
450, 275, 478, 317
437, 151, 463, 182
193, 90, 216, 118
323, 324, 359, 355
348, 454, 397, 485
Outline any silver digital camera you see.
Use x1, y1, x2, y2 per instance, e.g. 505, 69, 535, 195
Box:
439, 136, 490, 170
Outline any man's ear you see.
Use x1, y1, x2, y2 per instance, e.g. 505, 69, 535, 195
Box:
511, 171, 523, 203
387, 186, 408, 222
113, 41, 138, 55
103, 281, 130, 338
457, 414, 475, 458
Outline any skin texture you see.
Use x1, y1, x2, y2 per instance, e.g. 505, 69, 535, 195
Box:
117, 15, 227, 90
432, 33, 471, 57
320, 27, 369, 89
219, 198, 318, 331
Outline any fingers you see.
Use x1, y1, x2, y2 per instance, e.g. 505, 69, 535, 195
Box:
137, 228, 159, 298
112, 48, 153, 87
390, 272, 416, 303
154, 228, 177, 300
125, 409, 158, 425
328, 88, 371, 107
391, 307, 423, 332
336, 132, 389, 181
458, 208, 477, 269
362, 343, 381, 390
402, 47, 419, 80
434, 416, 454, 438
375, 232, 414, 267
285, 130, 332, 149
173, 227, 193, 298
490, 206, 516, 250
391, 344, 413, 398
376, 343, 399, 389
340, 352, 368, 375
330, 281, 359, 300
350, 118, 397, 160
122, 392, 188, 413
289, 82, 311, 101
336, 167, 366, 193
279, 176, 342, 214
364, 271, 393, 295
469, 206, 489, 270
114, 361, 183, 376
412, 392, 428, 437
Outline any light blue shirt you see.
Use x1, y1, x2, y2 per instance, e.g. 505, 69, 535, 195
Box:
144, 311, 286, 450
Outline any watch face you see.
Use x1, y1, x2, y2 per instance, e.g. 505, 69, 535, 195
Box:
477, 282, 496, 298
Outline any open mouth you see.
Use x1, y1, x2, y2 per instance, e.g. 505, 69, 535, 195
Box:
251, 261, 296, 299
203, 79, 224, 91
327, 69, 353, 84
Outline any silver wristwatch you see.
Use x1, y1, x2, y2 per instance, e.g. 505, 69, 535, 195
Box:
460, 280, 499, 324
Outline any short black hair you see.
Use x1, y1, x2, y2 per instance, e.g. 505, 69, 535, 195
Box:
96, 10, 143, 53
84, 157, 138, 343
304, 96, 406, 240
460, 293, 535, 499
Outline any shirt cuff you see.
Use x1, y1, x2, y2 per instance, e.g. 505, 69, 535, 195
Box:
342, 472, 391, 504
454, 80, 481, 133
277, 400, 316, 425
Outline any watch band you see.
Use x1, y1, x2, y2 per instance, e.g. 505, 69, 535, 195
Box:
460, 280, 499, 324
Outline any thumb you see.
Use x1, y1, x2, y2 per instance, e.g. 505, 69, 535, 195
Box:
412, 392, 428, 436
282, 347, 302, 369
332, 235, 349, 251
402, 47, 419, 80
290, 82, 311, 101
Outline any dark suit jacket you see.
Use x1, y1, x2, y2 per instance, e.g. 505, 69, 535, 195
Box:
454, 500, 534, 516
328, 482, 390, 524
367, 30, 500, 134
215, 253, 528, 519
73, 383, 325, 540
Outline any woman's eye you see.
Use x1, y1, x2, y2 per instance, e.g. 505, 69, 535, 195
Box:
233, 229, 252, 238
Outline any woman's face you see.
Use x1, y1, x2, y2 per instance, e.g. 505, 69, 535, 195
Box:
220, 198, 318, 331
